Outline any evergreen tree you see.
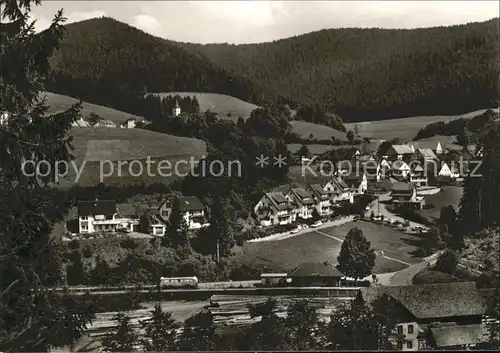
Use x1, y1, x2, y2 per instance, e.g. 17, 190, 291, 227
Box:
485, 275, 500, 349
206, 195, 235, 258
284, 299, 319, 350
311, 207, 321, 222
140, 304, 179, 351
166, 197, 188, 248
347, 130, 355, 142
0, 1, 94, 350
66, 250, 87, 285
337, 227, 376, 279
435, 250, 459, 274
101, 313, 138, 352
298, 144, 311, 159
178, 310, 216, 351
244, 298, 288, 350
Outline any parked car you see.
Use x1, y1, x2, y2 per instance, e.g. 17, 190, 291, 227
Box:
373, 216, 382, 222
290, 227, 301, 234
302, 224, 309, 229
311, 221, 323, 228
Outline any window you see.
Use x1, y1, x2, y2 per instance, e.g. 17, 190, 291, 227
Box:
397, 325, 403, 335
162, 210, 168, 217
408, 324, 414, 334
81, 216, 87, 220
407, 341, 413, 349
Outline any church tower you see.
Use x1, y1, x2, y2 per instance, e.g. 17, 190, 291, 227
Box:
173, 100, 181, 117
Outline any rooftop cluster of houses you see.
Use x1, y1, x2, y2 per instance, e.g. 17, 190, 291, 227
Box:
71, 116, 142, 129
76, 193, 209, 237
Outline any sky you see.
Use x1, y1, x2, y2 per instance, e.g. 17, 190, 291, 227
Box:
30, 1, 499, 44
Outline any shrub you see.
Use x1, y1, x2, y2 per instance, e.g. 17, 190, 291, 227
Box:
435, 250, 459, 274
120, 238, 138, 250
82, 247, 93, 258
68, 239, 80, 250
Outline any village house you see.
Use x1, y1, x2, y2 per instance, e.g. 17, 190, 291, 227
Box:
140, 213, 166, 236
356, 282, 489, 351
391, 160, 411, 180
416, 148, 438, 162
307, 184, 333, 217
94, 119, 117, 128
158, 195, 209, 230
390, 182, 425, 209
361, 158, 381, 182
288, 261, 344, 287
387, 144, 415, 161
438, 161, 460, 179
285, 187, 316, 220
71, 116, 91, 128
120, 118, 137, 129
341, 168, 368, 196
323, 178, 354, 204
254, 191, 297, 226
0, 111, 9, 126
77, 200, 121, 234
436, 141, 443, 155
409, 163, 428, 186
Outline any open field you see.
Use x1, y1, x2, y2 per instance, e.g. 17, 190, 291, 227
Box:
418, 186, 463, 222
411, 135, 462, 151
44, 92, 141, 124
232, 221, 425, 274
287, 164, 332, 186
153, 92, 259, 119
56, 128, 206, 187
287, 143, 335, 155
290, 121, 347, 141
345, 108, 499, 141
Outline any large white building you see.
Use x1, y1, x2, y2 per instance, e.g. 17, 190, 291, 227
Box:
78, 200, 121, 234
158, 195, 209, 230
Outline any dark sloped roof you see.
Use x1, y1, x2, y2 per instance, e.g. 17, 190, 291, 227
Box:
290, 262, 344, 278
267, 192, 292, 211
309, 184, 328, 198
392, 160, 410, 170
178, 196, 205, 211
430, 324, 489, 347
291, 188, 315, 205
391, 144, 414, 155
391, 182, 415, 192
78, 200, 117, 216
359, 282, 487, 320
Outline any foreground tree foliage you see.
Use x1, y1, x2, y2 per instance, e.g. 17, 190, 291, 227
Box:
337, 227, 376, 279
139, 304, 179, 351
0, 1, 94, 351
101, 313, 138, 352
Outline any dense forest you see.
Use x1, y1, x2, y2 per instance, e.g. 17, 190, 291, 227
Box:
47, 17, 498, 125
177, 19, 499, 122
46, 17, 286, 114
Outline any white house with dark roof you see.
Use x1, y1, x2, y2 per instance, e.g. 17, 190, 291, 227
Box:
307, 184, 333, 216
94, 119, 117, 128
71, 116, 91, 128
390, 182, 425, 209
254, 192, 297, 226
158, 195, 209, 230
409, 163, 428, 186
288, 261, 344, 287
357, 282, 489, 351
120, 118, 137, 129
285, 187, 316, 220
438, 162, 460, 179
323, 178, 353, 204
340, 167, 368, 196
78, 200, 120, 234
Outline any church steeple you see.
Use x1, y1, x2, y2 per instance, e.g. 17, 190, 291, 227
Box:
173, 100, 181, 117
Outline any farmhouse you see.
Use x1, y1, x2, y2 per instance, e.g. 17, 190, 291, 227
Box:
391, 160, 411, 180
356, 282, 489, 350
285, 187, 316, 220
416, 148, 438, 162
140, 213, 166, 236
438, 162, 460, 179
77, 200, 120, 234
308, 184, 333, 216
361, 159, 381, 182
323, 178, 353, 204
173, 100, 181, 117
288, 261, 344, 287
390, 182, 424, 209
71, 116, 91, 127
120, 118, 137, 129
95, 119, 117, 128
254, 191, 297, 226
158, 195, 209, 230
387, 144, 415, 161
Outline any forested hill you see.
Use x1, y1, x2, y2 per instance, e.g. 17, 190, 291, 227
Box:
175, 19, 499, 122
46, 17, 281, 112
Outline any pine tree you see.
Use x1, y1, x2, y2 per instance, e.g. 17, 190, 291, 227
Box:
206, 195, 234, 258
140, 304, 179, 351
337, 227, 376, 279
101, 313, 138, 352
178, 310, 216, 351
0, 1, 94, 350
166, 197, 188, 248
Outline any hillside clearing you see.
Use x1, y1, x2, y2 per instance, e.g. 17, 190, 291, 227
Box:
55, 128, 206, 188
43, 92, 141, 124
345, 108, 499, 141
418, 186, 464, 222
151, 92, 259, 120
290, 121, 347, 141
